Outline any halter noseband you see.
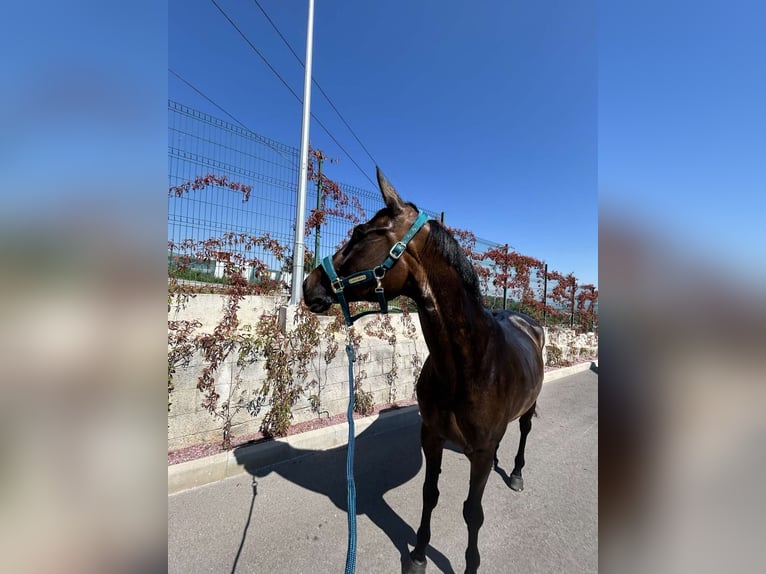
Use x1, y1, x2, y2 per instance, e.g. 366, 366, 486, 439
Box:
320, 210, 429, 326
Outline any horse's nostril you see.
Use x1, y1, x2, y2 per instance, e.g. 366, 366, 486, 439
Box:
302, 271, 334, 313
305, 294, 332, 314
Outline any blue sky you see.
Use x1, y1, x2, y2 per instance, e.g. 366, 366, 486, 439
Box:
169, 0, 598, 287
600, 0, 765, 284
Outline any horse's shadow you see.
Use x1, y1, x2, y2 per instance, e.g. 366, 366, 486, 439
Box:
233, 409, 454, 574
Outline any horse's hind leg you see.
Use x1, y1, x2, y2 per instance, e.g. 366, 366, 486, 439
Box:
463, 450, 494, 574
406, 423, 444, 574
509, 404, 535, 491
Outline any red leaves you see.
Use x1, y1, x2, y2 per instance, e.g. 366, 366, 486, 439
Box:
575, 284, 598, 331
482, 245, 545, 307
305, 209, 327, 232
304, 147, 367, 236
445, 226, 479, 259
544, 271, 598, 330
169, 173, 253, 202
483, 251, 596, 327
168, 231, 289, 297
548, 271, 576, 301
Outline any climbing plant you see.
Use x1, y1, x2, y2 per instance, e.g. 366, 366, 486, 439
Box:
167, 160, 597, 454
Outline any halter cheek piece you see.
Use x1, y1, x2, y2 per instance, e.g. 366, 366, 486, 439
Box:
320, 210, 429, 326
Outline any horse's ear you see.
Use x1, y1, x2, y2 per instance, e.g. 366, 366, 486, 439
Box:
376, 167, 404, 213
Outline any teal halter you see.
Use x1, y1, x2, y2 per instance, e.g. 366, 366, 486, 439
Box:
320, 210, 429, 326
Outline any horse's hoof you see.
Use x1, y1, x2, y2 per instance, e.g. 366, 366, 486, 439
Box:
509, 475, 524, 491
405, 556, 427, 574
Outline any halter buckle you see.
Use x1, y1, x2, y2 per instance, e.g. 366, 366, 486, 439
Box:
331, 277, 344, 293
389, 241, 407, 260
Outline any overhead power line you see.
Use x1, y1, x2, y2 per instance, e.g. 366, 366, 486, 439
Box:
168, 68, 294, 162
251, 0, 379, 167
209, 0, 377, 188
209, 0, 303, 102
169, 68, 247, 127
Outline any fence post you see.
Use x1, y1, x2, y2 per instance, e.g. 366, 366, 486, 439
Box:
570, 279, 576, 329
312, 155, 323, 268
502, 243, 509, 310
542, 263, 548, 326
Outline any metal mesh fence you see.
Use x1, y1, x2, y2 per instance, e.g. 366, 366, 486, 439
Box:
168, 100, 595, 328
168, 100, 440, 280
168, 101, 299, 278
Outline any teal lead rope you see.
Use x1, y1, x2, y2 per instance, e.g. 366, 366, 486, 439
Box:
318, 211, 430, 573
344, 342, 357, 574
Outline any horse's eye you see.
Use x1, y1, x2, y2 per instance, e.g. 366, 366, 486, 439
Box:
351, 226, 365, 242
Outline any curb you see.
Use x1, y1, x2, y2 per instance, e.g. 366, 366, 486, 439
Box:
543, 359, 597, 383
168, 360, 597, 495
168, 404, 422, 495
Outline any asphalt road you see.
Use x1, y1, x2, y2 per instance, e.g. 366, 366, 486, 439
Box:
168, 367, 597, 574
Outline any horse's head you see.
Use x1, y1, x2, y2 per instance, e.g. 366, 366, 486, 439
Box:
303, 167, 428, 316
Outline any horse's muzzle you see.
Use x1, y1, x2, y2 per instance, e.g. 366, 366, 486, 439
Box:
302, 269, 334, 313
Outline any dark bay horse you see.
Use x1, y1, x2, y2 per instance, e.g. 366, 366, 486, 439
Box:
303, 168, 545, 574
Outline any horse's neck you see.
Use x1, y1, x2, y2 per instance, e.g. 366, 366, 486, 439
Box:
412, 266, 491, 375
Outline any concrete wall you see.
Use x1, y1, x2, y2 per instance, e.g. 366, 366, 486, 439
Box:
168, 294, 597, 451
168, 294, 428, 451
543, 327, 599, 366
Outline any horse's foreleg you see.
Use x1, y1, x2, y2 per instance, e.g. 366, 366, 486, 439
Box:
509, 404, 535, 491
406, 423, 444, 574
463, 450, 493, 574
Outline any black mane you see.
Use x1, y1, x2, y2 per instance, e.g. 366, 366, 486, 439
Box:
424, 218, 482, 302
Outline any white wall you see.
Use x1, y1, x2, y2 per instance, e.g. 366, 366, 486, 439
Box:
168, 294, 598, 451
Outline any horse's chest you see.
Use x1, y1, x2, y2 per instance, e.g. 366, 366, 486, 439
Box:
416, 346, 542, 447
417, 381, 512, 447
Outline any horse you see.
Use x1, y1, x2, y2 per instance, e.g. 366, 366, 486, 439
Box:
303, 168, 545, 574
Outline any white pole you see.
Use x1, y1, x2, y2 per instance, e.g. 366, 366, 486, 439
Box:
290, 0, 315, 305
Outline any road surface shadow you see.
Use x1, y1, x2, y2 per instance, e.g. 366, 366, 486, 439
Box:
230, 476, 258, 574
233, 412, 455, 573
